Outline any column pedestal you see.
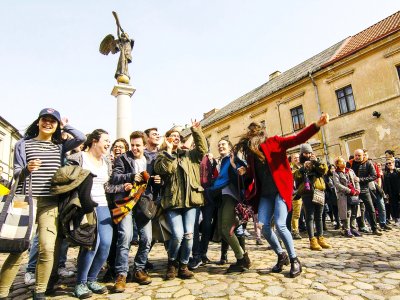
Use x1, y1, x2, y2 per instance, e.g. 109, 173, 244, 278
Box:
111, 83, 136, 141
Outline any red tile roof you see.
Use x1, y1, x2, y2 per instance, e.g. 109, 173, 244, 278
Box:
325, 11, 400, 66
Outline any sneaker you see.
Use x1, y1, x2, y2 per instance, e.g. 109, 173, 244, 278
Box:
350, 229, 362, 237
256, 238, 265, 245
201, 256, 211, 265
24, 272, 35, 285
58, 267, 74, 278
292, 232, 302, 240
188, 257, 202, 270
360, 227, 370, 233
87, 281, 107, 294
344, 230, 354, 238
74, 283, 93, 299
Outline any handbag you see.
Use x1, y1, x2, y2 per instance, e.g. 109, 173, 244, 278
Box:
312, 188, 325, 206
0, 176, 35, 253
231, 175, 254, 236
136, 191, 158, 221
347, 195, 361, 206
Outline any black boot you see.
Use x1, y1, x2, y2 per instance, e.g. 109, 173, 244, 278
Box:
217, 240, 229, 265
271, 252, 289, 273
289, 257, 302, 278
226, 252, 251, 273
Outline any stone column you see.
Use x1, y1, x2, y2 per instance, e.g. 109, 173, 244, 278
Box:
111, 83, 136, 141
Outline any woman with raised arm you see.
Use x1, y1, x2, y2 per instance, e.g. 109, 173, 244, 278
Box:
233, 113, 329, 278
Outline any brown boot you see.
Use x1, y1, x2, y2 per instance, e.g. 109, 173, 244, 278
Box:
309, 237, 322, 251
165, 260, 179, 280
132, 269, 152, 285
178, 263, 194, 279
317, 236, 332, 249
113, 274, 126, 293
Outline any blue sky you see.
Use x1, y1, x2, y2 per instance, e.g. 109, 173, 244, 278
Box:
0, 1, 399, 140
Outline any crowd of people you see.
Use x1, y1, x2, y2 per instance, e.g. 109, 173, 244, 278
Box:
0, 108, 398, 300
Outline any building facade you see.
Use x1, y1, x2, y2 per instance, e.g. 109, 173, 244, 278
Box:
0, 116, 22, 181
198, 11, 400, 163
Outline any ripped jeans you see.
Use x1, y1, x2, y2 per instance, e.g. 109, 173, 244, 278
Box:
165, 207, 197, 264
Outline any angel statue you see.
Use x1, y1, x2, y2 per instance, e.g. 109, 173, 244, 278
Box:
99, 11, 134, 84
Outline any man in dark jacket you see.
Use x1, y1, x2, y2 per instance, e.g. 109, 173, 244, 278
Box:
110, 131, 161, 292
351, 149, 382, 236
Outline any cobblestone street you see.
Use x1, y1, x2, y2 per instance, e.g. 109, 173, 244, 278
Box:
2, 224, 400, 300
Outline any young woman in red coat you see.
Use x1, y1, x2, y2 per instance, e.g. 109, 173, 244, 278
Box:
233, 113, 329, 278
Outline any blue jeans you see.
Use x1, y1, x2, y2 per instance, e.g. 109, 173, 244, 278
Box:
134, 218, 152, 271
374, 194, 387, 225
258, 193, 297, 259
114, 211, 152, 275
76, 206, 113, 284
165, 207, 197, 264
26, 234, 69, 273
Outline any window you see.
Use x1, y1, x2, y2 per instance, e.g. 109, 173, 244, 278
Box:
290, 106, 305, 131
397, 65, 400, 80
345, 137, 364, 159
336, 85, 356, 114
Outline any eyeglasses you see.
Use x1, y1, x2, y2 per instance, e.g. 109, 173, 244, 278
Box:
386, 162, 393, 165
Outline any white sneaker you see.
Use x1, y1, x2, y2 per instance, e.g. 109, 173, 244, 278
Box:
58, 267, 74, 278
24, 272, 35, 285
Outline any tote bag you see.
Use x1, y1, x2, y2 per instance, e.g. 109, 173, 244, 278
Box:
0, 176, 35, 253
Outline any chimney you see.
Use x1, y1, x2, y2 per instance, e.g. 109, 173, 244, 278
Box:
203, 108, 219, 119
269, 70, 281, 81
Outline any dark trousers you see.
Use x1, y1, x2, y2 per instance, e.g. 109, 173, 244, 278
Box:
389, 193, 400, 219
359, 191, 378, 231
302, 194, 324, 238
192, 190, 218, 258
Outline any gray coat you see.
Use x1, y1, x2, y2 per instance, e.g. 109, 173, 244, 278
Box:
333, 169, 360, 220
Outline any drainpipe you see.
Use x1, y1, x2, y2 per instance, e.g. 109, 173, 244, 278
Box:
277, 101, 284, 136
308, 72, 329, 163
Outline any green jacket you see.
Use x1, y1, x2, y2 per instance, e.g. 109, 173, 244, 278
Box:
154, 126, 208, 209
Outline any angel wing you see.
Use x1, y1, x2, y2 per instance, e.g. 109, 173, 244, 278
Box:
99, 34, 119, 55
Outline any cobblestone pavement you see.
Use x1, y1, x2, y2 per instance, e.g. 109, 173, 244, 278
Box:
2, 223, 400, 300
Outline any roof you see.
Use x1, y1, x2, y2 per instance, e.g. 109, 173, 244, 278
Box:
0, 116, 22, 139
199, 40, 345, 129
324, 11, 400, 66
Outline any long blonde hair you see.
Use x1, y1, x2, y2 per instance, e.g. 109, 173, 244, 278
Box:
233, 122, 266, 161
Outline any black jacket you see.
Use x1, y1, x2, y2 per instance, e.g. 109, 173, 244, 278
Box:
351, 159, 377, 194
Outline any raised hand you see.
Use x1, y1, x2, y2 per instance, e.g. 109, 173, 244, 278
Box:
316, 113, 329, 127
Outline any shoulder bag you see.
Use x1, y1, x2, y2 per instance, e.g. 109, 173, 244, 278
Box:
0, 176, 35, 253
312, 188, 325, 206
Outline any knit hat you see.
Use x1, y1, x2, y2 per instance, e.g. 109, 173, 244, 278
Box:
50, 165, 91, 195
300, 143, 313, 155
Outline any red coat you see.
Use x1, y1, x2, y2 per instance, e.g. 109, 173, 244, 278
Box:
247, 123, 320, 212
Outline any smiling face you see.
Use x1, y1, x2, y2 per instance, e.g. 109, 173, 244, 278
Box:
96, 133, 111, 155
147, 129, 160, 146
167, 131, 181, 149
218, 139, 231, 157
112, 141, 127, 157
131, 137, 144, 159
38, 116, 58, 136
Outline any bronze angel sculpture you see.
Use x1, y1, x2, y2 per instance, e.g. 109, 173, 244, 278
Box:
99, 11, 134, 84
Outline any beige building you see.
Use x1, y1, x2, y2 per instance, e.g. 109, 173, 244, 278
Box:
0, 116, 22, 181
198, 11, 400, 163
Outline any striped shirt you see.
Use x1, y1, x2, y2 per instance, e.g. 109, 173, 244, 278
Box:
16, 139, 61, 196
